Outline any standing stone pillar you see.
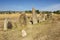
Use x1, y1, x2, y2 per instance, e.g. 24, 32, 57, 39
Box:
39, 12, 42, 22
4, 18, 8, 30
39, 12, 47, 22
46, 13, 52, 20
42, 14, 47, 21
19, 12, 28, 26
44, 14, 47, 20
32, 8, 37, 24
51, 13, 54, 17
39, 12, 44, 22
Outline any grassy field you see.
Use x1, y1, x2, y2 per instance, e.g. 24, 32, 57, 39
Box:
0, 14, 60, 40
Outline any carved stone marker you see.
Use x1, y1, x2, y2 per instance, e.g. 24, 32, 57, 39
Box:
32, 8, 37, 24
4, 18, 8, 30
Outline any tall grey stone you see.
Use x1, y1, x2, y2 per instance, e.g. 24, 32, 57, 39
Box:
32, 8, 37, 24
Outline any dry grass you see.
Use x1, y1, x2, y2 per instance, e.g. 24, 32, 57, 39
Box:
0, 14, 60, 40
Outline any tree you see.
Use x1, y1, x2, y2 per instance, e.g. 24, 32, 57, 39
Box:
25, 10, 32, 13
53, 10, 60, 14
36, 10, 40, 14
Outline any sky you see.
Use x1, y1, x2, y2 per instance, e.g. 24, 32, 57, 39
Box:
0, 0, 60, 11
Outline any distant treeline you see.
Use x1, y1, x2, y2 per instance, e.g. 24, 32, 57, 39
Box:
0, 11, 21, 14
0, 10, 60, 14
53, 10, 60, 14
25, 10, 60, 14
